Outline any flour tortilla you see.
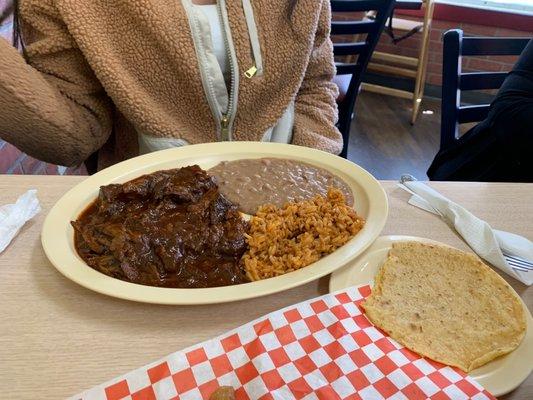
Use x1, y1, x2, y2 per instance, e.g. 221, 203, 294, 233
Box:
361, 241, 526, 372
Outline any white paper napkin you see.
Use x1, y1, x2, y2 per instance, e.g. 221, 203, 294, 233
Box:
398, 176, 532, 286
0, 190, 41, 254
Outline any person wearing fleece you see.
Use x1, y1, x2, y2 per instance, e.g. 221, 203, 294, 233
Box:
0, 0, 341, 170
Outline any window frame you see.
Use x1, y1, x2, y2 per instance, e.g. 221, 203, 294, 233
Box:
437, 0, 533, 16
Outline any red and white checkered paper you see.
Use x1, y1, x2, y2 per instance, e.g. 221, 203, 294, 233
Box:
72, 285, 495, 400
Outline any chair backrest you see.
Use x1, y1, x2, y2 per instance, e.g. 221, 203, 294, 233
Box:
440, 29, 531, 150
331, 0, 396, 106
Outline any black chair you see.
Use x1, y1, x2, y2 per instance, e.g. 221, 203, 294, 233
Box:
440, 29, 530, 151
331, 0, 396, 159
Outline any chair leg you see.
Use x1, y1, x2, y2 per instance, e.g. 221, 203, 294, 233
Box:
411, 45, 426, 124
338, 118, 350, 159
337, 104, 352, 159
413, 44, 431, 124
411, 0, 435, 125
84, 151, 99, 175
411, 96, 422, 125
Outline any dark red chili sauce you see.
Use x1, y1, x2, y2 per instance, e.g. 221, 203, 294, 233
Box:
72, 166, 250, 288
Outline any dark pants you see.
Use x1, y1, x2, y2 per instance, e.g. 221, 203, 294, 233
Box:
428, 39, 533, 182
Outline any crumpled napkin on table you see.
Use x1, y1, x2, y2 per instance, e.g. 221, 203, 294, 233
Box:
398, 175, 532, 286
0, 189, 41, 254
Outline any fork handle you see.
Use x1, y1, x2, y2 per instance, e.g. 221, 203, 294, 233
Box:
494, 230, 533, 260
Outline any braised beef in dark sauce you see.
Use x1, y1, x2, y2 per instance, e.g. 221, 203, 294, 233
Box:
72, 166, 250, 288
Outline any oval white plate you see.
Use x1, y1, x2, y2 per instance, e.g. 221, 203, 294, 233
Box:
329, 235, 533, 397
42, 142, 388, 305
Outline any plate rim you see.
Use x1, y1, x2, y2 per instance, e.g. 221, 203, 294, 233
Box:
328, 234, 533, 397
41, 142, 389, 305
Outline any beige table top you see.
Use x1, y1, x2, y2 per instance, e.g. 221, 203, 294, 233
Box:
0, 176, 531, 399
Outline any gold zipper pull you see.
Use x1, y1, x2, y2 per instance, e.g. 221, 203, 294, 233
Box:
220, 114, 230, 141
244, 65, 258, 79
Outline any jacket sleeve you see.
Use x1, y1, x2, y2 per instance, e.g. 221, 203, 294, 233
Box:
0, 1, 112, 167
291, 0, 342, 155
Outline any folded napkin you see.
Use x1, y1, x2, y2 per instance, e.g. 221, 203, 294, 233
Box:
398, 176, 532, 286
72, 285, 494, 400
0, 189, 41, 254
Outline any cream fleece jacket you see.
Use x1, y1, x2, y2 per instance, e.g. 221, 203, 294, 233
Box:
0, 0, 341, 168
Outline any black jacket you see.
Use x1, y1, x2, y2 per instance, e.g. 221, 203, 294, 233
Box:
428, 39, 533, 182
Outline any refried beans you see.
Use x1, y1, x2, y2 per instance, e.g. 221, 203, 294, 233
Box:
209, 158, 354, 214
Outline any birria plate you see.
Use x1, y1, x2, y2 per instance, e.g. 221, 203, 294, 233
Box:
42, 142, 388, 305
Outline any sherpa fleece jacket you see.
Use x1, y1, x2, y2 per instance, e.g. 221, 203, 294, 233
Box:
0, 0, 342, 168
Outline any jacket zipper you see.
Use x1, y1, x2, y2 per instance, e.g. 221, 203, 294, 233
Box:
242, 0, 264, 78
217, 0, 238, 141
184, 1, 225, 140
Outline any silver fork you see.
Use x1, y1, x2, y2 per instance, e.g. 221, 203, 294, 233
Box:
503, 253, 533, 272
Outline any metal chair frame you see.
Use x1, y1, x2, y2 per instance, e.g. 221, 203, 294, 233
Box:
440, 29, 530, 150
331, 0, 396, 158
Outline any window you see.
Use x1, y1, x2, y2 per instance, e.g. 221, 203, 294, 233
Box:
439, 0, 533, 15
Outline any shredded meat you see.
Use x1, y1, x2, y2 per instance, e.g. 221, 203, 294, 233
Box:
72, 166, 250, 288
